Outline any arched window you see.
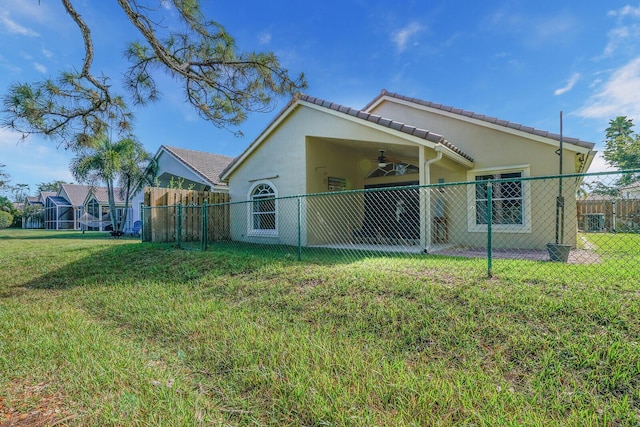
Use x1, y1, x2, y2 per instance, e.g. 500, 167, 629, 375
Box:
249, 182, 277, 234
367, 162, 419, 178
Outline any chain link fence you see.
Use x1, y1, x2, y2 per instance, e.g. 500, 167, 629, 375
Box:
142, 170, 640, 283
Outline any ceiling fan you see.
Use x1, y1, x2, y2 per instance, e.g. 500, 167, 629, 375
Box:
377, 150, 388, 168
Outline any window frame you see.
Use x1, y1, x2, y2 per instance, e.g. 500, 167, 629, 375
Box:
466, 165, 531, 233
247, 181, 278, 237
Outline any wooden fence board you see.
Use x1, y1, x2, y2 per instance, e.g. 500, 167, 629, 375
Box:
143, 187, 230, 243
577, 198, 640, 231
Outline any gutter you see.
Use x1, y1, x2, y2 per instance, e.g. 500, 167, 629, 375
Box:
422, 147, 444, 253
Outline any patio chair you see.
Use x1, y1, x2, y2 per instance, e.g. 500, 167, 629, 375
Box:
131, 220, 142, 237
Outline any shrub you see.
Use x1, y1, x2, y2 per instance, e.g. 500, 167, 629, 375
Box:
0, 211, 13, 229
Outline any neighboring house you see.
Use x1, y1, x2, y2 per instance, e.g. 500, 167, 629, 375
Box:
43, 184, 93, 230
131, 145, 234, 222
83, 186, 130, 231
45, 195, 75, 230
35, 191, 59, 230
23, 195, 47, 229
220, 90, 597, 251
56, 184, 92, 230
24, 185, 131, 231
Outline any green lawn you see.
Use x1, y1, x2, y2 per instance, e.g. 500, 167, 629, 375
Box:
1, 229, 639, 426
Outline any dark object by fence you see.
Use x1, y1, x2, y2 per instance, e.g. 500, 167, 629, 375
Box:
546, 243, 571, 262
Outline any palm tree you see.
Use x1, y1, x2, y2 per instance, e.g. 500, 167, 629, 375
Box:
116, 138, 156, 232
11, 183, 30, 203
605, 116, 634, 140
604, 116, 640, 185
70, 133, 152, 232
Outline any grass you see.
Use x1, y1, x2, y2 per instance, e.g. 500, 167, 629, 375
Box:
1, 229, 639, 426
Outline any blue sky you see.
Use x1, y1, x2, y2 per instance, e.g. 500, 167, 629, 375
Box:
1, 0, 640, 195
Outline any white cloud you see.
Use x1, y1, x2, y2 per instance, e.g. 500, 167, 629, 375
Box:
589, 78, 603, 89
554, 73, 581, 95
608, 5, 640, 18
41, 48, 53, 60
533, 15, 576, 44
486, 9, 576, 48
2, 2, 50, 23
34, 62, 47, 74
0, 11, 39, 36
577, 57, 640, 119
600, 6, 640, 58
601, 25, 640, 58
258, 31, 272, 45
392, 23, 424, 52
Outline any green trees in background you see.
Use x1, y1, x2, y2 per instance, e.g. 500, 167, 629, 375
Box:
603, 116, 640, 184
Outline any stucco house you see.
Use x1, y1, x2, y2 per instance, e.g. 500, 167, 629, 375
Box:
220, 90, 596, 252
131, 145, 234, 223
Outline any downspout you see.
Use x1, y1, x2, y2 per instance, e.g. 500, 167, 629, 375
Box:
421, 146, 444, 253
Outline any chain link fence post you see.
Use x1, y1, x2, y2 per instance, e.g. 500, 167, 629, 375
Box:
201, 201, 208, 251
297, 196, 302, 261
176, 203, 182, 248
487, 182, 493, 278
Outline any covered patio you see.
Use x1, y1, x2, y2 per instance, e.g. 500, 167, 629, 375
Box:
304, 135, 474, 252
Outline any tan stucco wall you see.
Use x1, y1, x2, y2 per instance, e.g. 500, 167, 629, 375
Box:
368, 100, 581, 249
368, 101, 582, 175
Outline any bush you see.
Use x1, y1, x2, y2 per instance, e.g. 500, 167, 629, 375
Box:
0, 211, 13, 229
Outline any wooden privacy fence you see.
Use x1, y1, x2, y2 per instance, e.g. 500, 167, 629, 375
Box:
577, 198, 640, 232
142, 187, 231, 244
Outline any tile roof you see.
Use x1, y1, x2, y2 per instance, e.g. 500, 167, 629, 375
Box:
368, 90, 596, 150
161, 145, 234, 186
298, 94, 474, 162
220, 92, 476, 178
60, 184, 92, 206
89, 187, 126, 204
40, 192, 57, 203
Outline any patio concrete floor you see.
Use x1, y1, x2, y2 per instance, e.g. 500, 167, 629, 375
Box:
311, 242, 601, 264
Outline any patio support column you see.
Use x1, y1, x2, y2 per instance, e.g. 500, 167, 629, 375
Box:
419, 147, 428, 250
420, 146, 443, 252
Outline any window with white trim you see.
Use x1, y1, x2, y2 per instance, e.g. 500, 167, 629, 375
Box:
467, 166, 531, 233
475, 172, 523, 225
250, 183, 277, 234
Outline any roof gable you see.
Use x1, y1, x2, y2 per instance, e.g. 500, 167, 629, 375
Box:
84, 187, 126, 205
59, 184, 92, 207
39, 192, 57, 204
220, 94, 474, 180
364, 90, 596, 151
158, 145, 234, 187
